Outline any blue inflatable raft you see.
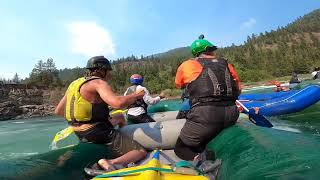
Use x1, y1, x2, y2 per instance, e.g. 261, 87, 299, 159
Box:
180, 85, 320, 117
239, 85, 320, 116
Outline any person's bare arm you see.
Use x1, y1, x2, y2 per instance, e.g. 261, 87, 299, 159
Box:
55, 94, 67, 116
94, 79, 144, 109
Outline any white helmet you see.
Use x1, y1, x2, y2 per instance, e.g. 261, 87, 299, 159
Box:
311, 71, 317, 79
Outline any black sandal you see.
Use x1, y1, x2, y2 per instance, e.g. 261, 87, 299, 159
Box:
84, 163, 108, 177
84, 161, 124, 177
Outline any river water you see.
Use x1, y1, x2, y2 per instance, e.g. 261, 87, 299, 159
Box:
0, 82, 319, 180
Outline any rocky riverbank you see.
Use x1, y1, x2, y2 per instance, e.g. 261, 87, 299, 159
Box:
1, 74, 307, 121
0, 86, 64, 120
0, 81, 281, 121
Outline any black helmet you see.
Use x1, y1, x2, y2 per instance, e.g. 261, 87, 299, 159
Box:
86, 56, 112, 70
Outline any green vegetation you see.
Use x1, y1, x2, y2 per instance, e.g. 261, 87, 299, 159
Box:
24, 58, 62, 87
218, 9, 320, 82
18, 9, 320, 94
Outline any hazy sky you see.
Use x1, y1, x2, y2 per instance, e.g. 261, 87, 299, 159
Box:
0, 0, 319, 79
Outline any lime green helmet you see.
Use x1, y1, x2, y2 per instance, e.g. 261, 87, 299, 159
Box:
191, 34, 217, 57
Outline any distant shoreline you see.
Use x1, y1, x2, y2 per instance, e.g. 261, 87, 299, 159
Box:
1, 74, 313, 121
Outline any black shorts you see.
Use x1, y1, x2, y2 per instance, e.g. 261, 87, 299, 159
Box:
74, 122, 115, 144
74, 122, 145, 158
106, 130, 145, 158
127, 113, 155, 124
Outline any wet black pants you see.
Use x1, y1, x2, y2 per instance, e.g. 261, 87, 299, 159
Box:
174, 104, 239, 160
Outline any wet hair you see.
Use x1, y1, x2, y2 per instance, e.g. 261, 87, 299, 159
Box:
85, 68, 107, 78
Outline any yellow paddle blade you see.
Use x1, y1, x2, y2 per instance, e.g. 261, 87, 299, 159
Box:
53, 126, 74, 144
110, 109, 128, 116
51, 109, 127, 149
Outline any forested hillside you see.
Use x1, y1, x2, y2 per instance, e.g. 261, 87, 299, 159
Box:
218, 9, 320, 81
110, 9, 320, 92
24, 9, 320, 94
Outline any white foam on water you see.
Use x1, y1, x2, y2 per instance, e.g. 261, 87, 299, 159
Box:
0, 152, 39, 160
0, 128, 32, 135
9, 152, 39, 159
50, 143, 58, 150
49, 144, 77, 150
273, 126, 302, 133
10, 152, 39, 156
282, 82, 290, 86
11, 121, 25, 124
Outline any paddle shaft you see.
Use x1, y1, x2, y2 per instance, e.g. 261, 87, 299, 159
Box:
236, 100, 273, 128
236, 100, 249, 112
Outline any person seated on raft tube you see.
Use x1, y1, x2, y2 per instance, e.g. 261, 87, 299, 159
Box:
311, 67, 320, 80
174, 35, 241, 162
289, 71, 301, 89
55, 56, 147, 171
124, 74, 166, 123
273, 82, 289, 92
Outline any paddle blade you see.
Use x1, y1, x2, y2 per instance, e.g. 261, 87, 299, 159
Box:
52, 126, 74, 145
248, 112, 273, 128
180, 99, 190, 111
110, 109, 128, 116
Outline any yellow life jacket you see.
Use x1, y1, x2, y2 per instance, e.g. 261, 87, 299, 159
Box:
65, 77, 109, 123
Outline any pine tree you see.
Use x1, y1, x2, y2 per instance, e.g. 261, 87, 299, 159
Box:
12, 73, 20, 83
